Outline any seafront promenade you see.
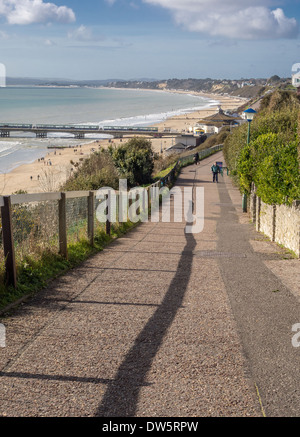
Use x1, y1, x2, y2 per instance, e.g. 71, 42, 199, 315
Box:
0, 152, 300, 417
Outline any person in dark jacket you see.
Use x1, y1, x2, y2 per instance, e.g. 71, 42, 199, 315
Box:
193, 152, 200, 165
211, 162, 220, 183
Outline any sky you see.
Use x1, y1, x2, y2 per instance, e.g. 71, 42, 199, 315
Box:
0, 0, 300, 80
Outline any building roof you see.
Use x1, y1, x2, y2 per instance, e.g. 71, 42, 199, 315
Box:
166, 142, 186, 151
197, 121, 225, 127
197, 108, 241, 125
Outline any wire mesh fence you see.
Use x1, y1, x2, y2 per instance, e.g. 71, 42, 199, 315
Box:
66, 196, 89, 245
0, 144, 224, 287
12, 200, 59, 263
94, 195, 110, 235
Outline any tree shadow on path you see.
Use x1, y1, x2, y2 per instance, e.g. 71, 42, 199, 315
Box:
96, 217, 196, 417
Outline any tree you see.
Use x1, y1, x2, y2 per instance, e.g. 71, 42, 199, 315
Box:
110, 137, 154, 187
268, 75, 281, 84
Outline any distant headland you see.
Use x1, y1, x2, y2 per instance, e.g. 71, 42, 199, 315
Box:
5, 75, 292, 100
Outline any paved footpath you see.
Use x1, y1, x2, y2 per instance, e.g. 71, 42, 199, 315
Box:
0, 151, 300, 417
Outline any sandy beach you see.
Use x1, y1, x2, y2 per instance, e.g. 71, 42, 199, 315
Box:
0, 92, 246, 195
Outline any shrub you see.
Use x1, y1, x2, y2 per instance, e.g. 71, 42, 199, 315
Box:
224, 90, 300, 205
110, 137, 154, 187
255, 141, 300, 205
62, 149, 119, 191
201, 126, 230, 149
153, 154, 177, 177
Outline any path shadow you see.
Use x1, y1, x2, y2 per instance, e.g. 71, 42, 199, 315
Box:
96, 213, 196, 417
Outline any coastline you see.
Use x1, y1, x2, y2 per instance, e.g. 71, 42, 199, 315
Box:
0, 91, 247, 195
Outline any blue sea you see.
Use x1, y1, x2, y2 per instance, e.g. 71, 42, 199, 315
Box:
0, 86, 217, 173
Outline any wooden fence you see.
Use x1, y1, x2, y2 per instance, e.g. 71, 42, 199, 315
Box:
0, 144, 223, 287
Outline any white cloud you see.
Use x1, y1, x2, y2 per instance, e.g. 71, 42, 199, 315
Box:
68, 25, 94, 41
143, 0, 299, 39
67, 25, 128, 49
129, 2, 139, 9
44, 38, 55, 46
0, 30, 9, 38
0, 0, 75, 25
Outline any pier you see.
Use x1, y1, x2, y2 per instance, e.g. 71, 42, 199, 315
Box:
0, 123, 174, 139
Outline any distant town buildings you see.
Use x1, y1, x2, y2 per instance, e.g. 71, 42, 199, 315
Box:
237, 81, 255, 88
165, 134, 206, 156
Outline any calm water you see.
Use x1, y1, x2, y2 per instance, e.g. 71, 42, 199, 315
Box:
0, 86, 217, 173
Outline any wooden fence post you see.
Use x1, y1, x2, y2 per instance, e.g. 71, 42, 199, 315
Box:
272, 204, 276, 242
87, 191, 94, 246
1, 196, 17, 288
58, 192, 68, 259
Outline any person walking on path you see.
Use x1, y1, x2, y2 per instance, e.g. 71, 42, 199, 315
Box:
211, 162, 220, 183
193, 152, 200, 165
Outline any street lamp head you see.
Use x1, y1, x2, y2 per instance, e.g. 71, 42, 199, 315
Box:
244, 108, 257, 122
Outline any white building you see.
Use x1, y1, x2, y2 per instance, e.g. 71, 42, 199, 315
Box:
195, 108, 241, 134
292, 72, 300, 88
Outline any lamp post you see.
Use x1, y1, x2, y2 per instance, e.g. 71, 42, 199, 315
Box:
242, 108, 257, 212
244, 108, 256, 145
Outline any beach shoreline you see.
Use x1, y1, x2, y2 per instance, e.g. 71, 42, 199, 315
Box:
0, 90, 247, 195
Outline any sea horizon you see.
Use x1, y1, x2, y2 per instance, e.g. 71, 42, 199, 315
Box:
0, 86, 219, 174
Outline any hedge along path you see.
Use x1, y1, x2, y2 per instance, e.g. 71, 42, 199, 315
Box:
0, 151, 263, 417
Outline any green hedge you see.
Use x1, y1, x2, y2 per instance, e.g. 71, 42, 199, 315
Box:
236, 133, 300, 205
223, 94, 300, 206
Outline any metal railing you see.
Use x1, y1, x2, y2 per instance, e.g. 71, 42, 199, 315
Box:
158, 144, 223, 186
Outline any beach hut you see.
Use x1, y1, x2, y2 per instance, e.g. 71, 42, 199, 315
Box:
193, 127, 205, 136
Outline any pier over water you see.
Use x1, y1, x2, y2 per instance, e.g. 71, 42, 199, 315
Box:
0, 123, 171, 139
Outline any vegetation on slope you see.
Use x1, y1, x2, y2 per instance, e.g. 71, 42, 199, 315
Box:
61, 137, 182, 192
223, 89, 300, 205
109, 137, 154, 187
62, 149, 119, 191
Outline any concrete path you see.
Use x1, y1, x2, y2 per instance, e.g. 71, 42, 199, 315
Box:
0, 151, 299, 417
